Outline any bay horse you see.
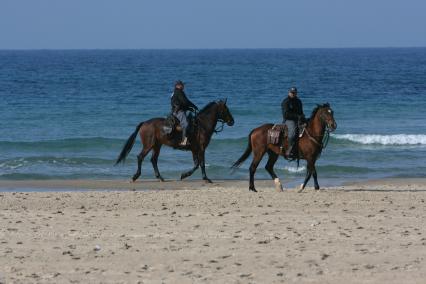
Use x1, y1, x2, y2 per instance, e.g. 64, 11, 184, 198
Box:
231, 103, 337, 192
116, 100, 234, 183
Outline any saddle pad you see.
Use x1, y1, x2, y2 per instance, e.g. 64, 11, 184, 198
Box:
272, 124, 287, 132
267, 124, 287, 145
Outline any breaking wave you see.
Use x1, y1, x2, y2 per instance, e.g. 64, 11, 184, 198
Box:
332, 134, 426, 145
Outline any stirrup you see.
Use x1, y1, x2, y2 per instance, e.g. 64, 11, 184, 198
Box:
286, 154, 296, 160
285, 148, 295, 160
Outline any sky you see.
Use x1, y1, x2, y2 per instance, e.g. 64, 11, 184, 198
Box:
1, 0, 425, 49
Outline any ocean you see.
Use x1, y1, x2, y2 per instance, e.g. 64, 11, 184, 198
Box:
0, 48, 425, 186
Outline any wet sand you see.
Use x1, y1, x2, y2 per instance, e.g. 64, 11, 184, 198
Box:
1, 179, 426, 283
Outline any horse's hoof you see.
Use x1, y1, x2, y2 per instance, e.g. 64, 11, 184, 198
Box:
204, 178, 213, 184
159, 178, 165, 182
314, 186, 320, 190
274, 178, 284, 192
249, 188, 257, 192
180, 174, 187, 180
297, 184, 305, 193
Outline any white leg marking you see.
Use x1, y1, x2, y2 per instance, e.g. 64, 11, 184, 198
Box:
274, 178, 283, 192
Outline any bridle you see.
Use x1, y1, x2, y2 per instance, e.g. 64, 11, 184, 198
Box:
214, 120, 225, 134
195, 102, 230, 134
214, 102, 232, 134
303, 108, 333, 151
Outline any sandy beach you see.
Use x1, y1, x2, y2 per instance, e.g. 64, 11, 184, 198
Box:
1, 179, 426, 283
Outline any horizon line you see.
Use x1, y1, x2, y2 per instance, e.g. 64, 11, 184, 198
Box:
1, 46, 425, 51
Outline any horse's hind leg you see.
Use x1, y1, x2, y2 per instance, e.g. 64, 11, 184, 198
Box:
249, 152, 264, 192
132, 147, 151, 182
265, 150, 283, 192
150, 145, 164, 182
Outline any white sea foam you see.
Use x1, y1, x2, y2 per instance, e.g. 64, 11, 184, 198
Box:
333, 134, 426, 145
281, 165, 306, 173
0, 162, 24, 170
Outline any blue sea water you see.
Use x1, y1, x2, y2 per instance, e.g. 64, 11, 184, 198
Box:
0, 48, 425, 186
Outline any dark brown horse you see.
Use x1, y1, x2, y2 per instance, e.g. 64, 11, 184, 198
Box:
232, 103, 337, 192
116, 100, 234, 183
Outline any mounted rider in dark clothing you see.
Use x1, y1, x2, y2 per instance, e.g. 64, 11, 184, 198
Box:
281, 87, 305, 159
171, 80, 198, 146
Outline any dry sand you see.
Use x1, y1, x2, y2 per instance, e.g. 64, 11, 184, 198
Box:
1, 179, 426, 283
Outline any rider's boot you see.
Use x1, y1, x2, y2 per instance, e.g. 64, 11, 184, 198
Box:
180, 137, 188, 146
179, 128, 189, 146
285, 144, 295, 159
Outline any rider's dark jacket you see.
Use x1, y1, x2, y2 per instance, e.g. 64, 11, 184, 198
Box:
171, 89, 198, 113
281, 96, 305, 122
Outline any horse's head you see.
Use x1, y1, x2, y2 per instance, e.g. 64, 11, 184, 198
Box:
217, 99, 234, 126
316, 103, 337, 132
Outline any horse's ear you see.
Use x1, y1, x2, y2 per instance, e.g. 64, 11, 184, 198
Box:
224, 98, 227, 105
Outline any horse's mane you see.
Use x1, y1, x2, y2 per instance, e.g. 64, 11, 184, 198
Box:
199, 101, 218, 113
309, 103, 330, 120
305, 103, 330, 125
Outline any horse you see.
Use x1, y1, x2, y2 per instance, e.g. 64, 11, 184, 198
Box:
116, 100, 234, 183
231, 103, 337, 192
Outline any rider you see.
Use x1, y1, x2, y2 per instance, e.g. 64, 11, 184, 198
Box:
171, 80, 198, 146
281, 87, 305, 158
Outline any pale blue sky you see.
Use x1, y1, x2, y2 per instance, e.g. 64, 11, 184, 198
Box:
1, 0, 425, 49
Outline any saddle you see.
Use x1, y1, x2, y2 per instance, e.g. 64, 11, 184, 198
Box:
162, 113, 195, 137
267, 124, 288, 146
162, 114, 179, 135
267, 121, 307, 158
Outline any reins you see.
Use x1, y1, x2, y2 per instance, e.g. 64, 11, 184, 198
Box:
304, 128, 330, 148
214, 119, 225, 134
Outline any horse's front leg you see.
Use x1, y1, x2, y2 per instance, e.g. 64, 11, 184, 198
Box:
298, 160, 314, 192
199, 150, 212, 183
312, 166, 320, 190
180, 150, 199, 180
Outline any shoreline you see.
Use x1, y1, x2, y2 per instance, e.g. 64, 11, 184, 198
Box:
1, 177, 426, 192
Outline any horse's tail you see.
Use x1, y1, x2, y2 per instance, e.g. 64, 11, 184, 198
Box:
115, 122, 144, 165
231, 130, 253, 169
